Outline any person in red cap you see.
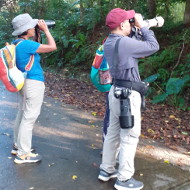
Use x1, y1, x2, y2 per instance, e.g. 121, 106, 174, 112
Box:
98, 8, 159, 190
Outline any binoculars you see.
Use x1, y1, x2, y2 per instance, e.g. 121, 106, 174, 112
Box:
44, 20, 56, 28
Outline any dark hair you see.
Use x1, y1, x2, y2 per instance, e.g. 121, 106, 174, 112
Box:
18, 31, 28, 38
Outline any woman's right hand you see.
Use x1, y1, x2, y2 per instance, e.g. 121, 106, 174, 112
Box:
36, 19, 57, 53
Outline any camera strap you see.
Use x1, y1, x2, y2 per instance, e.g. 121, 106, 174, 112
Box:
112, 38, 122, 86
111, 37, 148, 109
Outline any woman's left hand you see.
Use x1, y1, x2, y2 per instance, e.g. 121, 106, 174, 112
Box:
37, 20, 49, 32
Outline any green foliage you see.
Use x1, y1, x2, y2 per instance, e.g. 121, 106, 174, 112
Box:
0, 11, 15, 46
144, 74, 160, 83
156, 1, 185, 22
140, 27, 190, 109
151, 76, 190, 110
139, 47, 178, 79
0, 0, 190, 109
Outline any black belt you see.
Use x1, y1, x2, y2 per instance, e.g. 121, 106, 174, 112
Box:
113, 79, 149, 96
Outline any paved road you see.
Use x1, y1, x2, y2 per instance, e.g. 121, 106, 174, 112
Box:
0, 81, 190, 190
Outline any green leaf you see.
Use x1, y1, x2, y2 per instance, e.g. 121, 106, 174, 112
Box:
181, 131, 188, 136
144, 74, 160, 83
182, 75, 190, 83
166, 78, 185, 95
152, 93, 168, 104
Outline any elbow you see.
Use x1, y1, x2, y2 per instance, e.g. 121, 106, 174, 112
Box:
156, 43, 160, 51
51, 44, 57, 51
53, 46, 57, 51
152, 43, 160, 52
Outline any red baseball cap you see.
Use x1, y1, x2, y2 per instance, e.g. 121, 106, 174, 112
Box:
106, 8, 135, 29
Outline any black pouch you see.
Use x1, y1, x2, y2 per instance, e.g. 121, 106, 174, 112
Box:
119, 98, 134, 129
133, 81, 149, 96
114, 79, 149, 96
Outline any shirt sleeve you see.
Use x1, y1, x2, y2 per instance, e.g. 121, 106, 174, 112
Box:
22, 40, 40, 55
120, 27, 160, 59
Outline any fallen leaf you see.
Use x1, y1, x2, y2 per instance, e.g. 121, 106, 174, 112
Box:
1, 133, 10, 137
92, 162, 98, 167
88, 120, 95, 123
164, 160, 170, 164
145, 145, 155, 149
48, 163, 55, 167
147, 129, 155, 134
72, 175, 77, 180
169, 115, 176, 119
91, 112, 97, 116
181, 131, 188, 136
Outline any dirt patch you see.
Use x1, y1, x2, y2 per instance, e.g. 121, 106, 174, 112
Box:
45, 72, 190, 153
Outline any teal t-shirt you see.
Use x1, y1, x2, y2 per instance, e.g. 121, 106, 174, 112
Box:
14, 40, 44, 82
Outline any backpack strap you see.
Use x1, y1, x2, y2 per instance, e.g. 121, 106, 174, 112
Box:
14, 39, 34, 72
25, 55, 34, 71
102, 37, 107, 44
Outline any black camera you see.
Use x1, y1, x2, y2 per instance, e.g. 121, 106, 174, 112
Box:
44, 20, 56, 28
114, 87, 134, 129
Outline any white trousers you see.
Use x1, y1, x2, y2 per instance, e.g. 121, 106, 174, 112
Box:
100, 85, 141, 181
14, 79, 45, 156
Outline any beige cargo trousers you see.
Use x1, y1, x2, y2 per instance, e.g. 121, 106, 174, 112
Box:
14, 79, 45, 156
100, 85, 142, 181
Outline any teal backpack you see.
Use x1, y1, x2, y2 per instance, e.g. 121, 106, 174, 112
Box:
90, 44, 112, 92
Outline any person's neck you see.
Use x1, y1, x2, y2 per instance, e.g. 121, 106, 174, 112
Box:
18, 36, 28, 40
111, 30, 125, 36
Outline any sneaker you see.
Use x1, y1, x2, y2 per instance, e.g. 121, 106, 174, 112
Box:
14, 153, 42, 164
11, 144, 35, 155
98, 169, 117, 181
114, 178, 144, 190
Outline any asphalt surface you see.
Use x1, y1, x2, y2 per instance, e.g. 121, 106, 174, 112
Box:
0, 81, 190, 190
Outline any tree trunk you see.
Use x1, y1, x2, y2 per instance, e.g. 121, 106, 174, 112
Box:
147, 0, 156, 18
184, 0, 190, 25
87, 0, 94, 7
80, 0, 84, 21
110, 0, 115, 8
165, 0, 170, 21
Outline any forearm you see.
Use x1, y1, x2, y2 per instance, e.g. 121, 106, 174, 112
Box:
140, 27, 160, 53
36, 30, 57, 53
44, 30, 56, 48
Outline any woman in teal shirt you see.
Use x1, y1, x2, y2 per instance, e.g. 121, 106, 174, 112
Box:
11, 13, 57, 164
